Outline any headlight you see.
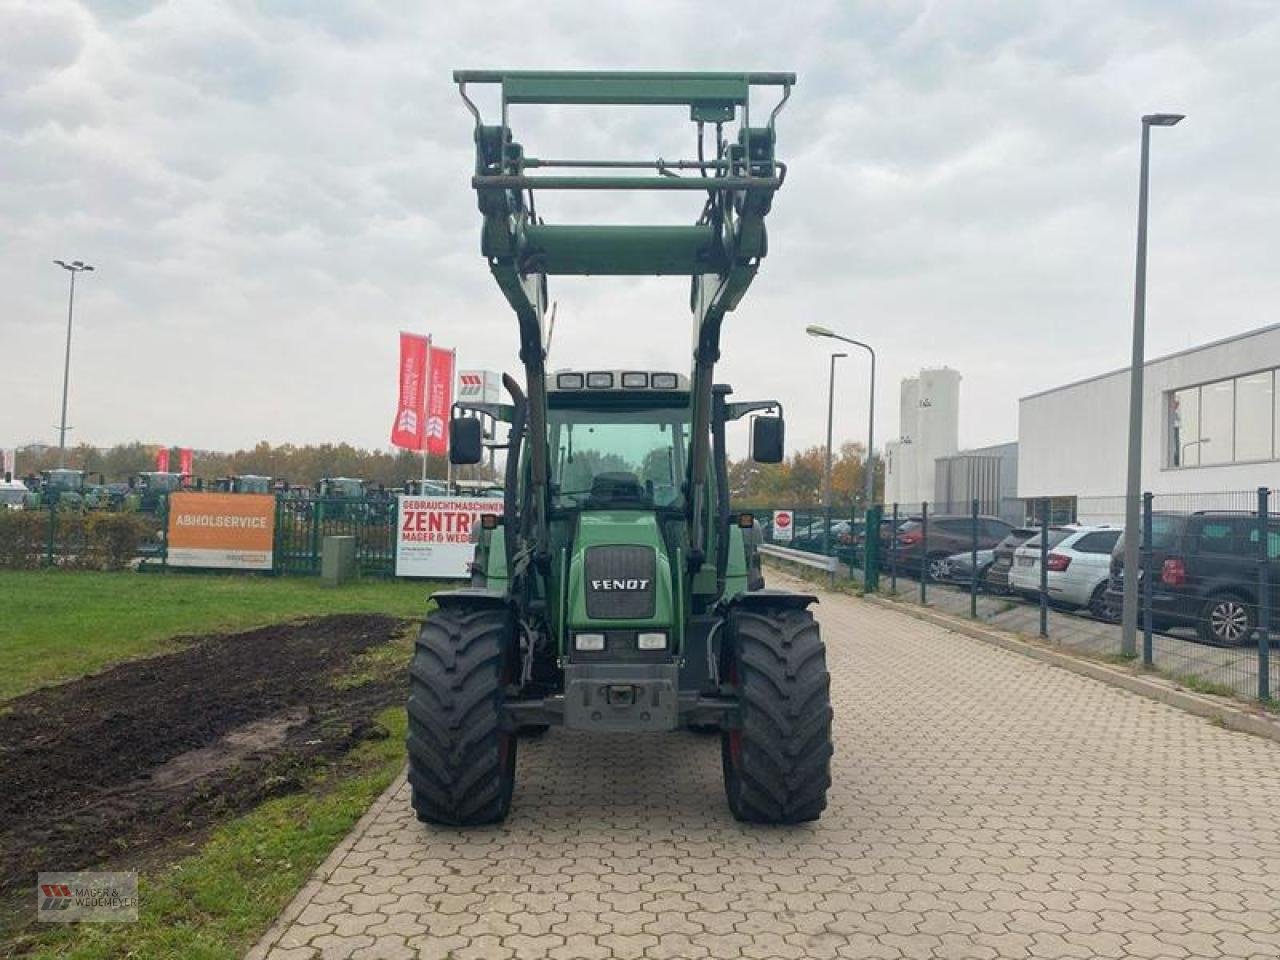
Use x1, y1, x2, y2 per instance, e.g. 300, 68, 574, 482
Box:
636, 631, 667, 651
575, 632, 605, 651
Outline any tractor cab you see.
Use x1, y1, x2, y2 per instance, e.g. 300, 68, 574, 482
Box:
317, 477, 365, 499
217, 474, 273, 494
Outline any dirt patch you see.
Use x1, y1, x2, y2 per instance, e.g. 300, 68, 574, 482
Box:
0, 614, 412, 911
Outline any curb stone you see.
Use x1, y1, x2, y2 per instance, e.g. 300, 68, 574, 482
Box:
245, 769, 408, 959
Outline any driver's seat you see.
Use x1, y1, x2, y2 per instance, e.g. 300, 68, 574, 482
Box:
588, 471, 650, 508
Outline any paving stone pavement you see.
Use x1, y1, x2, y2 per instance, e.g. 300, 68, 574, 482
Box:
251, 573, 1280, 959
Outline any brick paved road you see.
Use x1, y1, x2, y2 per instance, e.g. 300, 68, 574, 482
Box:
251, 574, 1280, 959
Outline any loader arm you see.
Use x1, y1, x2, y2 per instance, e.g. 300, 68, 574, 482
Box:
455, 70, 793, 570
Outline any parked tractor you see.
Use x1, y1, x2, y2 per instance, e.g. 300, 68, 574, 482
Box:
407, 71, 832, 827
212, 474, 274, 494
31, 468, 87, 510
128, 471, 185, 514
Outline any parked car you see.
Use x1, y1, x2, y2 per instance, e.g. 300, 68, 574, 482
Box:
1008, 525, 1122, 617
849, 517, 903, 565
939, 548, 995, 586
1106, 511, 1280, 646
887, 515, 1015, 581
983, 526, 1042, 594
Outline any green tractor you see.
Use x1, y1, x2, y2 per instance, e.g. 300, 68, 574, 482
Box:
407, 71, 832, 827
33, 468, 86, 510
128, 471, 185, 514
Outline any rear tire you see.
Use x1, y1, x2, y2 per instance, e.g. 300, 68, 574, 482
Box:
407, 605, 517, 826
1088, 582, 1116, 621
722, 605, 833, 824
1197, 593, 1256, 647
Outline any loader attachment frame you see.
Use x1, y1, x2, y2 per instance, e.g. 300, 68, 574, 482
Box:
454, 70, 793, 573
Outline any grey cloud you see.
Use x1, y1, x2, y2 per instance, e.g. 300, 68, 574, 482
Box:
1, 0, 1277, 462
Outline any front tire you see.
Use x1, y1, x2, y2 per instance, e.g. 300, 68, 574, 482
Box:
407, 605, 517, 826
722, 605, 833, 824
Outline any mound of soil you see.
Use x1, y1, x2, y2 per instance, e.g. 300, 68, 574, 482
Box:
0, 614, 411, 906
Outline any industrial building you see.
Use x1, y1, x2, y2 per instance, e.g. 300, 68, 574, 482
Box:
1018, 323, 1280, 521
884, 367, 961, 507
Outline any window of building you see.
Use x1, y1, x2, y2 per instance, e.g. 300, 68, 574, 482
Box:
1236, 371, 1274, 462
1166, 367, 1278, 468
1169, 386, 1200, 466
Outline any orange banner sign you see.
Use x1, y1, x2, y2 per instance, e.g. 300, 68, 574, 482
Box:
166, 492, 275, 570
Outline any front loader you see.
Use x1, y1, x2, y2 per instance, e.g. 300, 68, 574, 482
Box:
408, 71, 832, 826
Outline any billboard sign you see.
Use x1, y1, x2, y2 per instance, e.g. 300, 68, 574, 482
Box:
772, 509, 794, 543
458, 370, 503, 405
396, 495, 499, 578
166, 492, 275, 570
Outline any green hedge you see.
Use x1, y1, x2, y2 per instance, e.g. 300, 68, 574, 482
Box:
0, 511, 151, 570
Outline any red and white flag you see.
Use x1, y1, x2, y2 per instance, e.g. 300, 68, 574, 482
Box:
425, 347, 456, 458
178, 448, 193, 476
156, 448, 170, 472
390, 333, 431, 450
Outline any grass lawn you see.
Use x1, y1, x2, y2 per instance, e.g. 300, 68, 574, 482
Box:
0, 570, 436, 702
18, 705, 410, 960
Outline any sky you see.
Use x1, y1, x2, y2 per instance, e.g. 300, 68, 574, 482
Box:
2, 0, 1278, 461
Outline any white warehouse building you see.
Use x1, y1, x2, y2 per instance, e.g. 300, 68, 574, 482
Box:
1019, 324, 1280, 520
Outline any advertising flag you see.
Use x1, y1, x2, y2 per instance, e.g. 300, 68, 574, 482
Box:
425, 347, 456, 458
156, 448, 170, 472
390, 333, 430, 451
178, 448, 193, 476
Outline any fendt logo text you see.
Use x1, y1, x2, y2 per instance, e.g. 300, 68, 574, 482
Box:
590, 578, 651, 591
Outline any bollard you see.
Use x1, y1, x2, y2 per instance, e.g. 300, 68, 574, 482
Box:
321, 535, 358, 586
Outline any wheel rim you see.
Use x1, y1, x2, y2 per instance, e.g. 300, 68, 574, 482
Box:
928, 559, 947, 580
1211, 600, 1249, 642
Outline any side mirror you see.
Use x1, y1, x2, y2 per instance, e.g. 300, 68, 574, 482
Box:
750, 415, 785, 464
449, 417, 484, 465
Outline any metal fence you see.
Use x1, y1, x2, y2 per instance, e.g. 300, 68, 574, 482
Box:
6, 495, 401, 578
754, 489, 1279, 704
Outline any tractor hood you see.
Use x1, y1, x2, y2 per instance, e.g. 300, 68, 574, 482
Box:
567, 512, 675, 630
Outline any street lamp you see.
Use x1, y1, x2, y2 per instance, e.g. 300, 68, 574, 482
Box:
821, 352, 847, 553
806, 324, 877, 513
52, 260, 94, 466
1121, 112, 1184, 657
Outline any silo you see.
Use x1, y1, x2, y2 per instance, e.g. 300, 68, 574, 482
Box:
895, 377, 920, 506
915, 367, 961, 510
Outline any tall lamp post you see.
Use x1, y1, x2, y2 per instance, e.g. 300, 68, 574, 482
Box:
52, 259, 95, 467
807, 325, 877, 514
821, 352, 847, 553
1121, 113, 1184, 658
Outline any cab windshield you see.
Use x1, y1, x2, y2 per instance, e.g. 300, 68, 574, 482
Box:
549, 407, 688, 510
